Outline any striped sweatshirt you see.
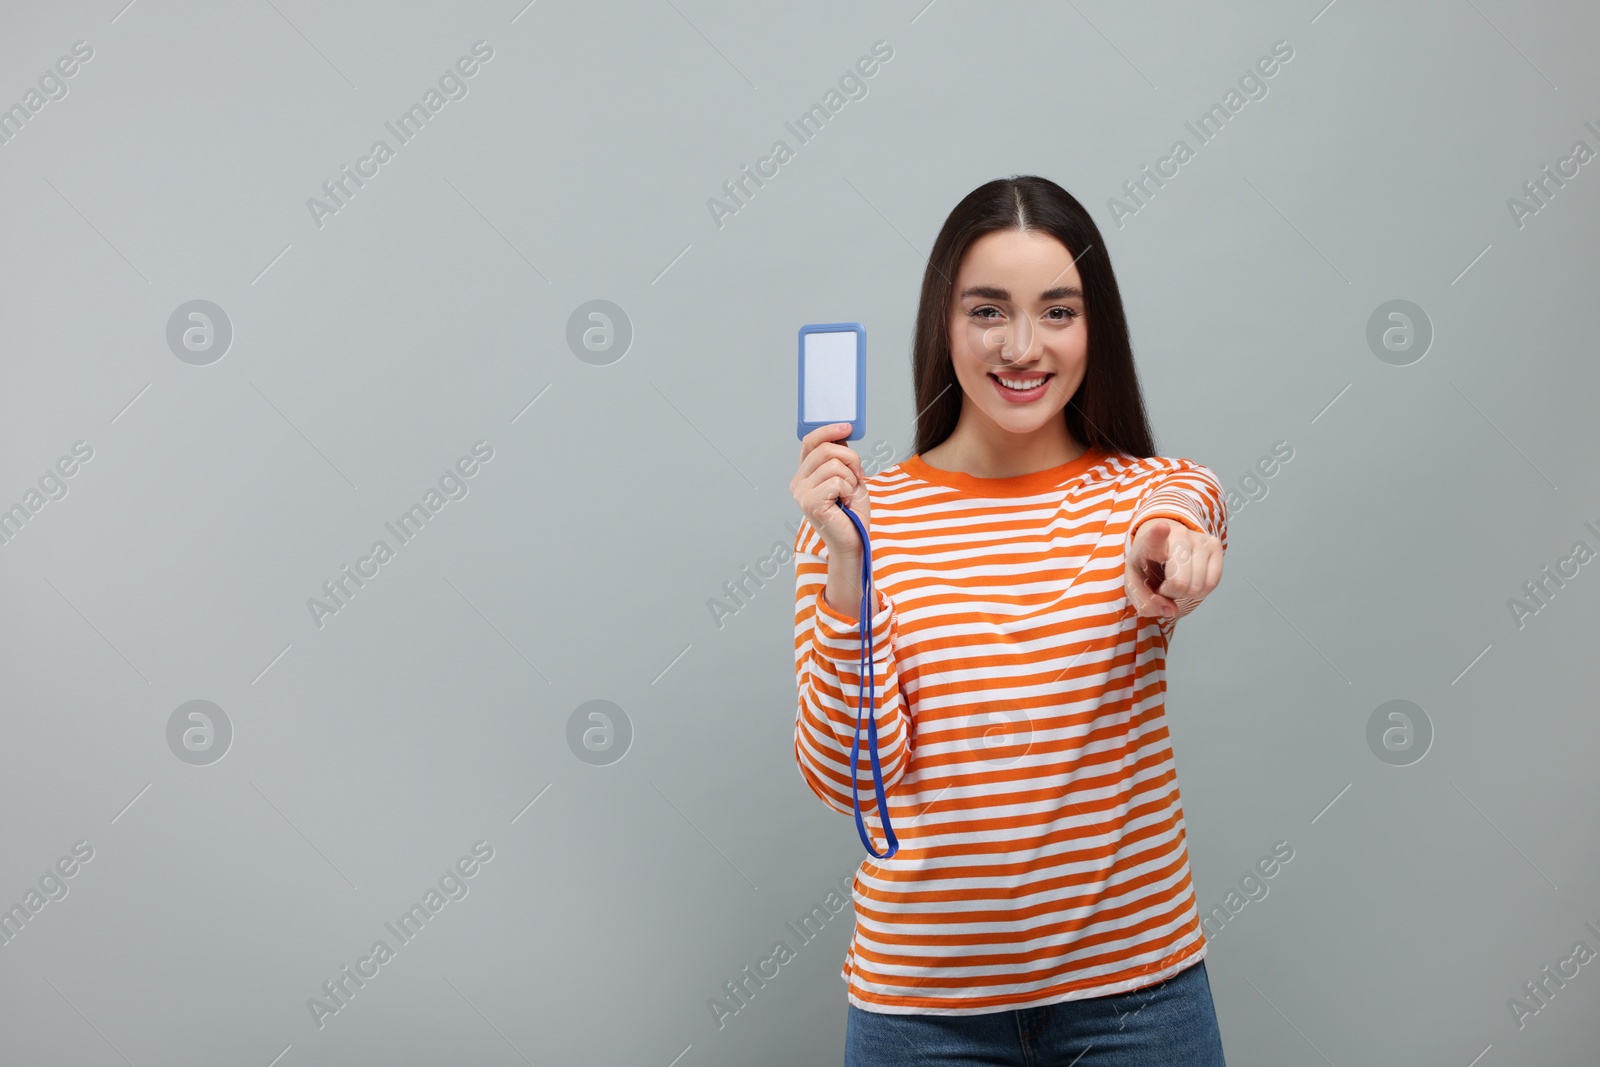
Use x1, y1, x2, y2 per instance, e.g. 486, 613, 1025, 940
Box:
792, 446, 1228, 1014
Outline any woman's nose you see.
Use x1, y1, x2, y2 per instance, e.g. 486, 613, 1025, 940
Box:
983, 315, 1038, 364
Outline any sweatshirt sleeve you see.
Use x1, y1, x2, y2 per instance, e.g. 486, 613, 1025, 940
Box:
1128, 457, 1230, 622
792, 517, 912, 819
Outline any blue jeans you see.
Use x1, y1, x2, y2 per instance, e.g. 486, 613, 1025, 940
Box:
843, 959, 1225, 1066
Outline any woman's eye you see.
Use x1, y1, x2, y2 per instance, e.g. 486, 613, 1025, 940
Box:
969, 305, 1077, 322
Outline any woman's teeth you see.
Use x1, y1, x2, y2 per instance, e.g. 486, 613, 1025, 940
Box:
995, 374, 1050, 391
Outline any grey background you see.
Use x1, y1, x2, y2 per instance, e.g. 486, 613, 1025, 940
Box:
1, 0, 1596, 1064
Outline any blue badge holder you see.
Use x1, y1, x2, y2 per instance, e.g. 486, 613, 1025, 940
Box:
796, 322, 897, 859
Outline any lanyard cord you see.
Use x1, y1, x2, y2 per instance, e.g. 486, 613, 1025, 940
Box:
835, 498, 898, 859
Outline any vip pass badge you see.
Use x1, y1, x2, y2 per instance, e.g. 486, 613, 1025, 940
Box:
795, 322, 896, 859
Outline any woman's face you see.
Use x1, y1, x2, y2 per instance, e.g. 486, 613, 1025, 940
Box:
947, 227, 1088, 437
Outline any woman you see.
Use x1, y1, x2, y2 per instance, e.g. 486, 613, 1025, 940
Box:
789, 175, 1229, 1065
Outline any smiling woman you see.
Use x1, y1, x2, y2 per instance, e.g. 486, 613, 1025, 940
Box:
923, 228, 1093, 477
789, 175, 1230, 1066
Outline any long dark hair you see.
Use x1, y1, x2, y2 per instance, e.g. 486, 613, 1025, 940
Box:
910, 175, 1157, 459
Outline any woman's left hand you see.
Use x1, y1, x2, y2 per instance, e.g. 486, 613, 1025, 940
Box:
1125, 518, 1224, 619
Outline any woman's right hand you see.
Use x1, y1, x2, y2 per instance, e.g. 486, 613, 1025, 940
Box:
792, 422, 870, 562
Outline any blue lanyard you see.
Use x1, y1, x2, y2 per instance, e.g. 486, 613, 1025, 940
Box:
836, 500, 898, 859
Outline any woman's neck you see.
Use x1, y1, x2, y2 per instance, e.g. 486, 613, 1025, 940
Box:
922, 418, 1085, 479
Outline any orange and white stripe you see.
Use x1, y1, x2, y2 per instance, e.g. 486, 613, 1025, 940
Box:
793, 447, 1228, 1014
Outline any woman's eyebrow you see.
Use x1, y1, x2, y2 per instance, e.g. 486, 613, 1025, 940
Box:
959, 285, 1083, 301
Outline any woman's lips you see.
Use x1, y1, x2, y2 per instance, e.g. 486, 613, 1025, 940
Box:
990, 373, 1053, 402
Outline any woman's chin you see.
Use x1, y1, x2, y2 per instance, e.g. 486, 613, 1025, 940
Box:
986, 406, 1066, 432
